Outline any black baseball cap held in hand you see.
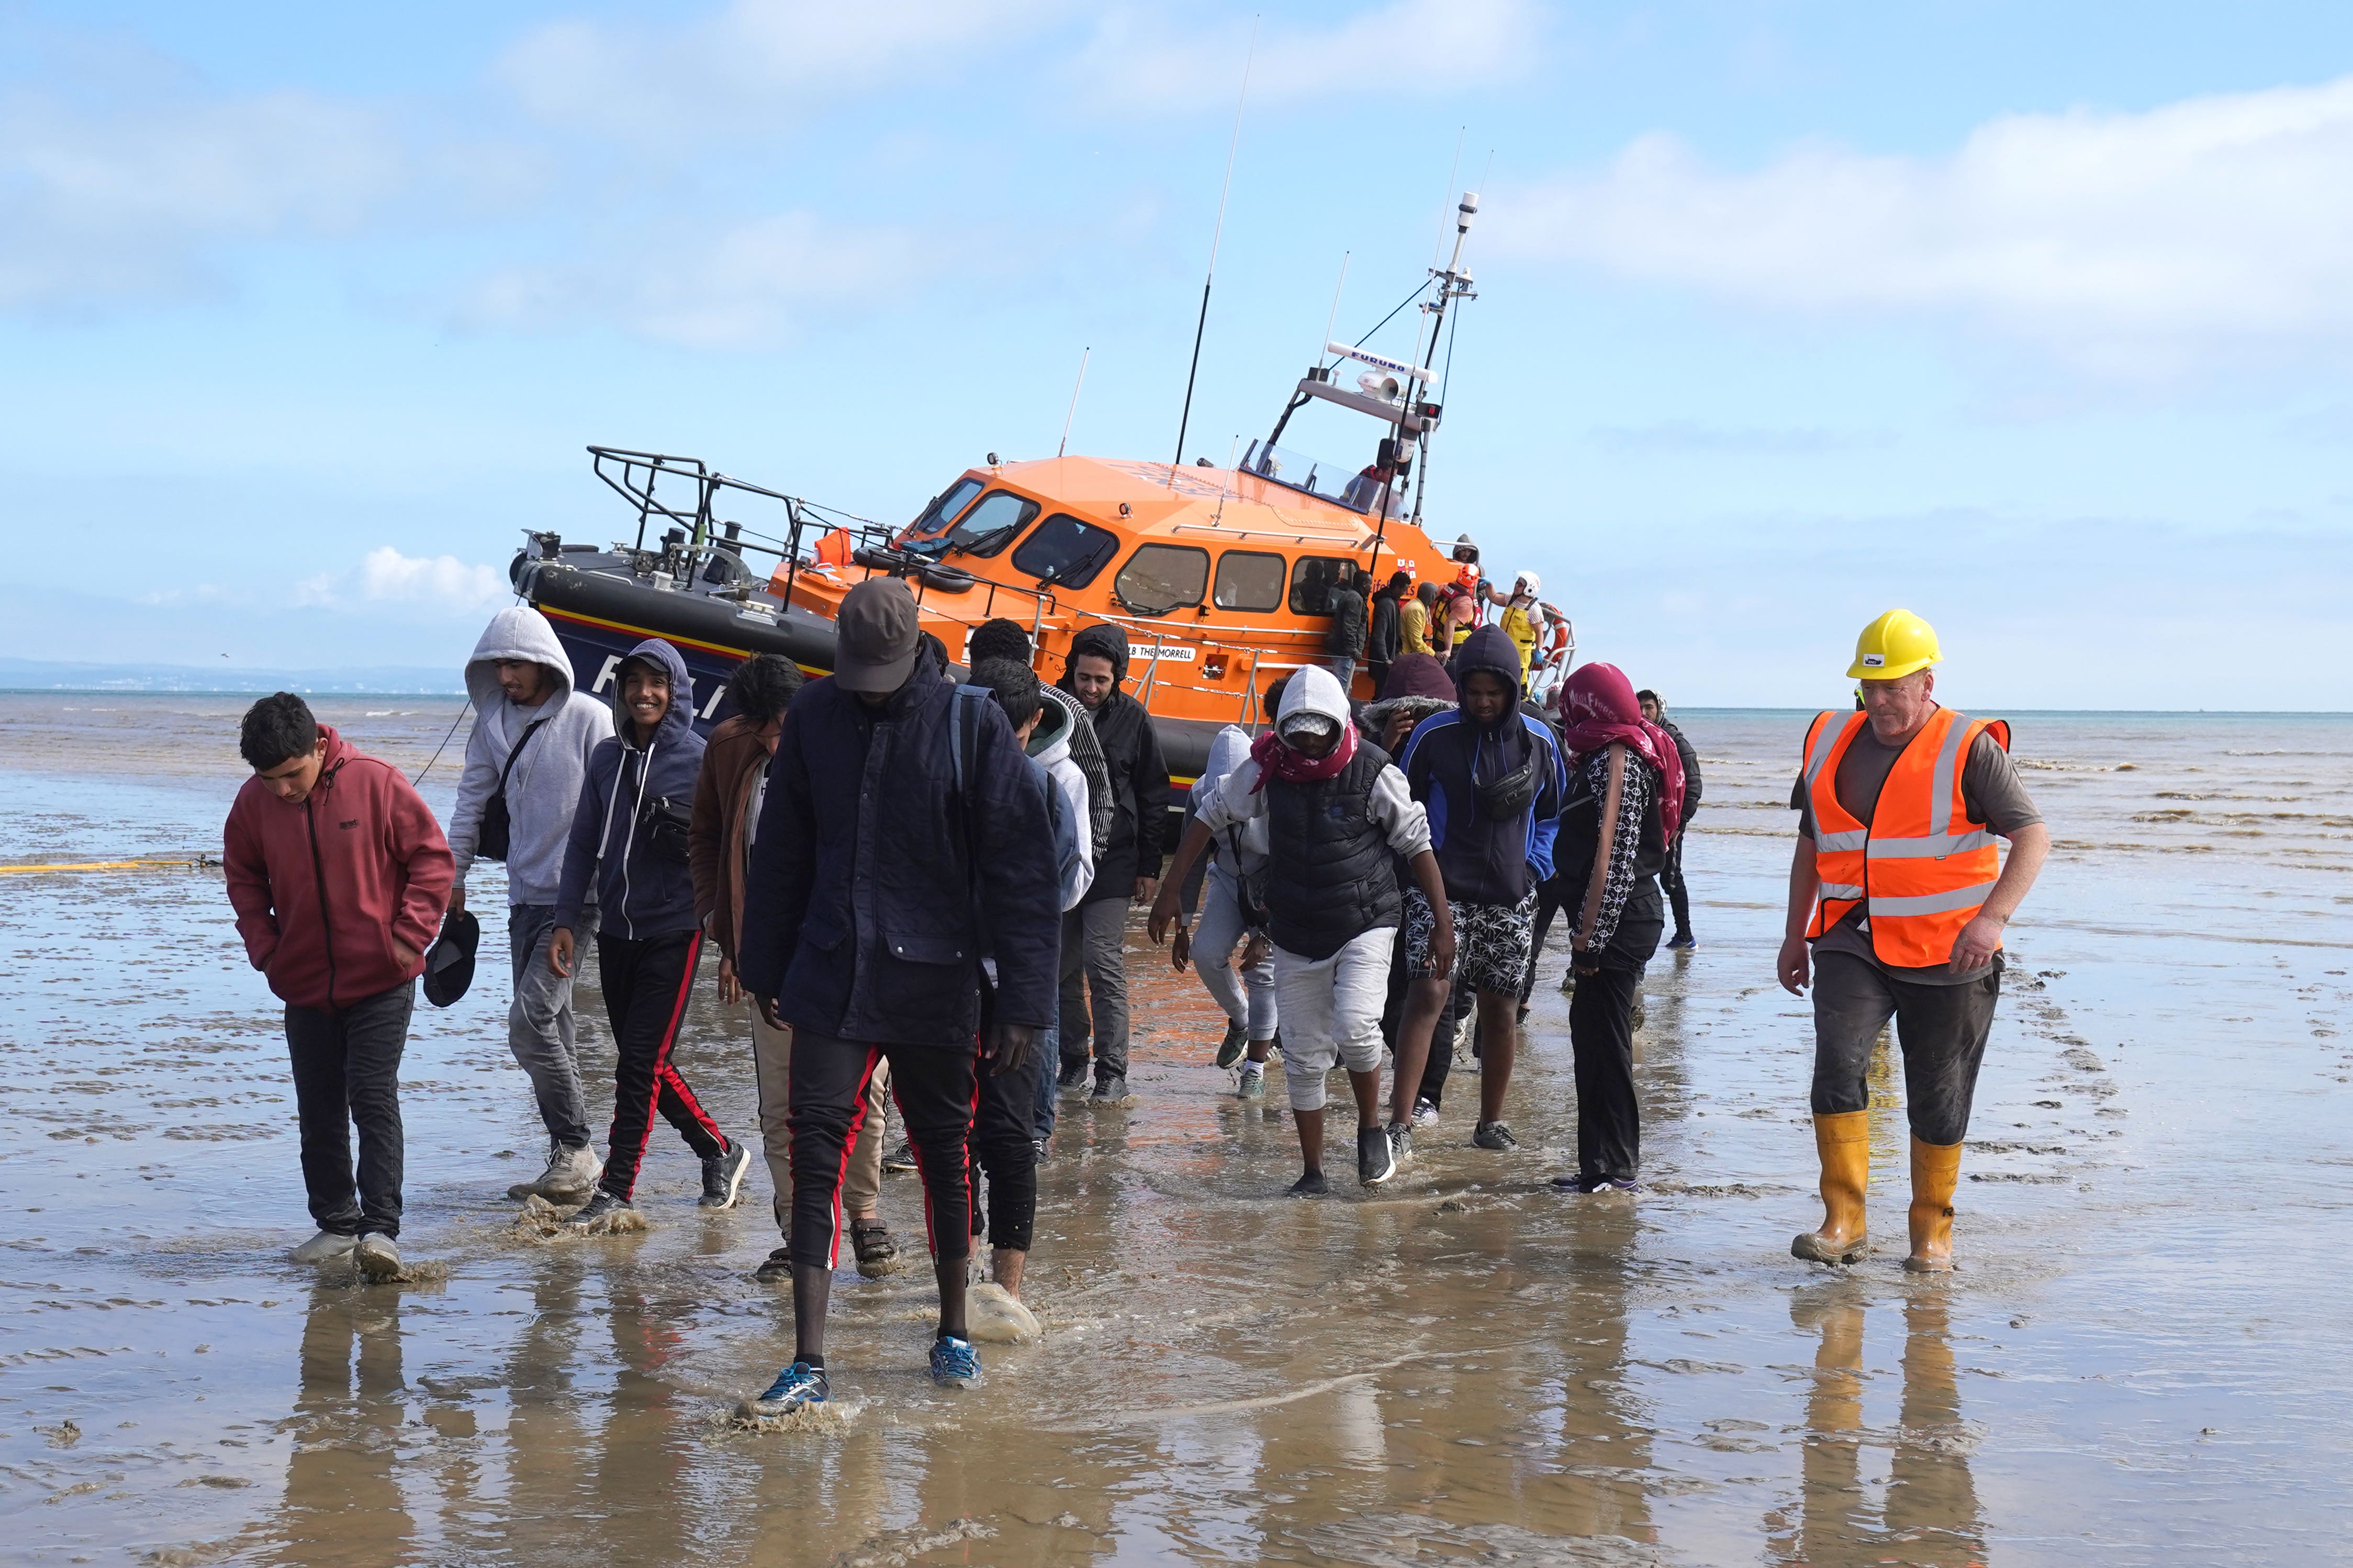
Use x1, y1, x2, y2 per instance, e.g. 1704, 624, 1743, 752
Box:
423, 907, 480, 1008
834, 578, 922, 693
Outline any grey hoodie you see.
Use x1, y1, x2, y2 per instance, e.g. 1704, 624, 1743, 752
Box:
447, 607, 614, 908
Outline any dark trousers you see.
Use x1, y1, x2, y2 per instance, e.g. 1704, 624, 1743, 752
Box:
1662, 830, 1692, 936
790, 1030, 977, 1269
1810, 949, 2001, 1146
1519, 871, 1573, 1009
1569, 961, 1645, 1181
1382, 926, 1459, 1103
285, 983, 412, 1238
595, 931, 726, 1199
969, 998, 1040, 1251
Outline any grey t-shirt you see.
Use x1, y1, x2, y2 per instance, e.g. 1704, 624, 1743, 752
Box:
1790, 717, 2042, 984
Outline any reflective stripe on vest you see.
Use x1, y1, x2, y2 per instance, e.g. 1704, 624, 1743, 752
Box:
1802, 707, 2011, 968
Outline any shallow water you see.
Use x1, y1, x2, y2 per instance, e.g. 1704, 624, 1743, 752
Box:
2, 696, 2348, 1566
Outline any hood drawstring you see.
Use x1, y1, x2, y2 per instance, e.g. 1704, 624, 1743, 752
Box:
614, 727, 656, 939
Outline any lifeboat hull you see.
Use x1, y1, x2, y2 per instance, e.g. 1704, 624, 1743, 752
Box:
520, 553, 1224, 793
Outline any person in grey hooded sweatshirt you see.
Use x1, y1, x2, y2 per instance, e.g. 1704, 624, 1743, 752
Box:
551, 637, 750, 1228
444, 607, 614, 1203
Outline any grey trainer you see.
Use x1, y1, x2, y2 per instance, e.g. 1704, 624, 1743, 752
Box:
290, 1230, 357, 1265
509, 1141, 602, 1203
353, 1233, 401, 1280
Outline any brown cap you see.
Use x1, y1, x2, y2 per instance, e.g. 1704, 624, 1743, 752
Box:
834, 578, 921, 693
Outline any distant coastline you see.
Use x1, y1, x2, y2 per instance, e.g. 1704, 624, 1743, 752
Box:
0, 657, 466, 696
0, 659, 2343, 715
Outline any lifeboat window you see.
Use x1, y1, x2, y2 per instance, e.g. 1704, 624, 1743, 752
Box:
1288, 555, 1356, 615
1010, 513, 1118, 589
906, 477, 985, 540
1114, 545, 1210, 616
1212, 550, 1286, 613
938, 491, 1040, 557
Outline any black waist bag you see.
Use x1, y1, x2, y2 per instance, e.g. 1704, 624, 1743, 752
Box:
637, 792, 693, 854
476, 717, 549, 862
1475, 756, 1538, 819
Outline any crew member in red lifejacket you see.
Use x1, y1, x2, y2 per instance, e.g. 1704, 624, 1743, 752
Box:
1777, 610, 2051, 1272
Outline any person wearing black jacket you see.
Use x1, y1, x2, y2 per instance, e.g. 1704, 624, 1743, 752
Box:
1639, 690, 1703, 947
1054, 622, 1169, 1104
1366, 570, 1408, 701
737, 580, 1061, 1413
1323, 568, 1369, 693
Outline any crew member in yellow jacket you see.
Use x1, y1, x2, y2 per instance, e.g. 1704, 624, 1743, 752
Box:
1777, 610, 2051, 1272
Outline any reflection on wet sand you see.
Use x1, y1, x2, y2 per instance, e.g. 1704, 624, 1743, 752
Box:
1774, 1288, 1984, 1568
273, 1285, 414, 1564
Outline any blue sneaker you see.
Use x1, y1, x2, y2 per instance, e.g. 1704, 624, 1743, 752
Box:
929, 1335, 982, 1389
1666, 931, 1696, 950
748, 1361, 828, 1415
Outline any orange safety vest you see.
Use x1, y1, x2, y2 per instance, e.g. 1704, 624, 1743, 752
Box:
1802, 707, 2011, 968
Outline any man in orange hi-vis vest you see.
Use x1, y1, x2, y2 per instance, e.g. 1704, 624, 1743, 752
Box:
1776, 610, 2051, 1273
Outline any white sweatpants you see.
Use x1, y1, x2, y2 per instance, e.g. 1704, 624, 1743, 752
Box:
1195, 864, 1278, 1040
1274, 927, 1395, 1111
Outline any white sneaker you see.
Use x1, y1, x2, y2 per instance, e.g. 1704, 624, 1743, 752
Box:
290, 1230, 357, 1264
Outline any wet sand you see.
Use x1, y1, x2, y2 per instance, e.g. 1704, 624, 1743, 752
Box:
2, 695, 2349, 1566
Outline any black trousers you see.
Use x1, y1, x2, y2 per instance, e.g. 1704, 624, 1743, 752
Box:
1518, 870, 1573, 1009
790, 1030, 977, 1268
1662, 829, 1692, 936
968, 996, 1040, 1251
285, 982, 412, 1238
1379, 926, 1475, 1109
1810, 949, 2002, 1146
595, 931, 726, 1199
1569, 961, 1644, 1182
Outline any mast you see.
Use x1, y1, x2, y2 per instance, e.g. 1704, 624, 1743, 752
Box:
1405, 191, 1478, 529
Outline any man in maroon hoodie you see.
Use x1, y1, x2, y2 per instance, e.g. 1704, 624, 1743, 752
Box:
223, 693, 452, 1278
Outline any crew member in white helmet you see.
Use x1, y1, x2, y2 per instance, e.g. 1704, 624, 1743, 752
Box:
1485, 571, 1542, 692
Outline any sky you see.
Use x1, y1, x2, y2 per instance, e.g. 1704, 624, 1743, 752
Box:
5, 0, 2352, 709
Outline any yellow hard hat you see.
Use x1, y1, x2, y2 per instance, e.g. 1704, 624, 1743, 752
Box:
1847, 608, 1941, 681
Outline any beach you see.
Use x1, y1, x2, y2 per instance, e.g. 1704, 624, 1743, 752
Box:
2, 694, 2348, 1566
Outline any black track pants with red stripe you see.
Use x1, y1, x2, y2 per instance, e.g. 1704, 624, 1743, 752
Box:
788, 1030, 976, 1270
595, 931, 726, 1200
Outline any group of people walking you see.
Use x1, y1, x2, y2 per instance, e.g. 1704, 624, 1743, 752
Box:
218, 581, 2045, 1411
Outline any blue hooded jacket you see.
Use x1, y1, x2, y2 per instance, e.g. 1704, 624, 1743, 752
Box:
553, 638, 708, 939
1401, 624, 1564, 906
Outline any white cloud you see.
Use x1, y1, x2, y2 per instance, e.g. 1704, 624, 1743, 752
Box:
455, 210, 926, 348
1496, 75, 2353, 377
1072, 0, 1541, 112
500, 0, 1068, 140
298, 548, 507, 614
0, 70, 405, 309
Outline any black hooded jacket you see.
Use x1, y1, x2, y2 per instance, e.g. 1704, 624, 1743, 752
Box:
1057, 623, 1170, 904
737, 664, 1062, 1045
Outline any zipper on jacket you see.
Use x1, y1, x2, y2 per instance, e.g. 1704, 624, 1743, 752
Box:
304, 794, 339, 1011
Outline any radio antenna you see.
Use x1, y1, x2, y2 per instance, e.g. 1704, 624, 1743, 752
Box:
1058, 346, 1091, 459
1316, 251, 1350, 369
1171, 16, 1258, 479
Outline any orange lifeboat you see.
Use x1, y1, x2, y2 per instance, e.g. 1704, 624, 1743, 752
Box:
768, 450, 1462, 783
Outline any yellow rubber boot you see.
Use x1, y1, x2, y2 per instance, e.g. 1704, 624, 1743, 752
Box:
1791, 1111, 1871, 1265
1904, 1137, 1964, 1272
